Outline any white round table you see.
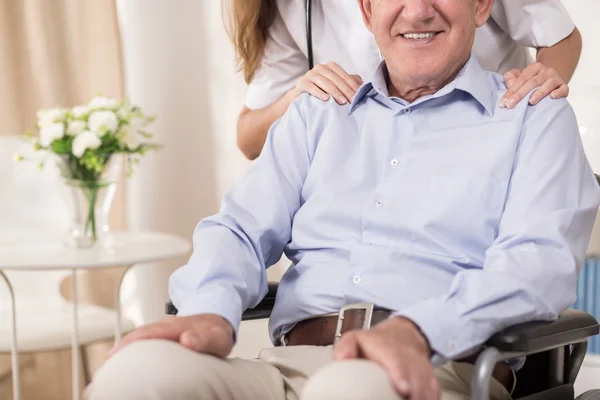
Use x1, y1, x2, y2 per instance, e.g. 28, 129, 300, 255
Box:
0, 232, 191, 400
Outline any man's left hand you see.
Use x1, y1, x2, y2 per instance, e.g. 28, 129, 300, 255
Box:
333, 317, 440, 400
501, 62, 569, 108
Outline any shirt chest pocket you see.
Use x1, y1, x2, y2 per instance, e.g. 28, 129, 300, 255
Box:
386, 122, 516, 257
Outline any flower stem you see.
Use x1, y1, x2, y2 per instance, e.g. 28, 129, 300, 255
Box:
85, 185, 99, 243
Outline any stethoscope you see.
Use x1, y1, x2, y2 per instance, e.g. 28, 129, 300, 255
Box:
306, 0, 314, 69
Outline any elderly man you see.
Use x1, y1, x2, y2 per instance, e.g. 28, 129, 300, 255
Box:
87, 0, 600, 399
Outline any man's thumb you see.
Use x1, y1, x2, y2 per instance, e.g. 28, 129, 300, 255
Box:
180, 327, 232, 358
333, 332, 360, 361
180, 329, 207, 352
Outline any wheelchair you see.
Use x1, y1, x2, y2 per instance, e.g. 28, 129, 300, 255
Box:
166, 174, 600, 399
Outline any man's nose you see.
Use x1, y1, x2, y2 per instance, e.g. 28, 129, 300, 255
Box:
402, 0, 435, 24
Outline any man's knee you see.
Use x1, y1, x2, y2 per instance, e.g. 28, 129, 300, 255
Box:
302, 359, 403, 400
85, 339, 228, 400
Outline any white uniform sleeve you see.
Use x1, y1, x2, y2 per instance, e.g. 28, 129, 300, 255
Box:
491, 0, 575, 48
244, 9, 309, 110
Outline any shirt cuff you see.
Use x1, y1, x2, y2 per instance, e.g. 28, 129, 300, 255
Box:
391, 298, 484, 360
171, 285, 243, 339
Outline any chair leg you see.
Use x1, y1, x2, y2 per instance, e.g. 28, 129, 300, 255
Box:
548, 347, 565, 387
80, 345, 91, 386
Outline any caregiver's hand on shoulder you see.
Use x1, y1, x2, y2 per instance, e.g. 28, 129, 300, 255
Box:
290, 62, 363, 105
107, 313, 234, 359
501, 62, 569, 108
334, 317, 440, 400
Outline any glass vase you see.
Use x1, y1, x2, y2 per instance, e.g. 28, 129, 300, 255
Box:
59, 155, 121, 249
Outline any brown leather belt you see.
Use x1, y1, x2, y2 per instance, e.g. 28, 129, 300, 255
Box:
282, 306, 513, 391
284, 308, 391, 346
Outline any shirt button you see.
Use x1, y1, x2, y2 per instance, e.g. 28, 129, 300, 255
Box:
375, 200, 383, 206
404, 107, 411, 114
448, 341, 457, 350
390, 159, 398, 167
353, 275, 362, 284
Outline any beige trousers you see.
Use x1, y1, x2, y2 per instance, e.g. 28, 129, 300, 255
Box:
84, 339, 512, 400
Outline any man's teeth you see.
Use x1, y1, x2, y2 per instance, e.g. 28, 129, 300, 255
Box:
402, 32, 437, 39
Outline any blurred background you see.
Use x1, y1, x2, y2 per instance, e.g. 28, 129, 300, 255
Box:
0, 0, 598, 399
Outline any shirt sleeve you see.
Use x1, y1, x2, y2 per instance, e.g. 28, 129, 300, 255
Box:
244, 8, 309, 110
168, 100, 310, 334
395, 98, 600, 360
491, 0, 575, 48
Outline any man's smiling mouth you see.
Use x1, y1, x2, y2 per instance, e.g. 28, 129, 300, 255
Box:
402, 32, 441, 40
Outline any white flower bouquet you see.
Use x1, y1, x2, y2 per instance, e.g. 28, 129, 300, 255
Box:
16, 95, 158, 247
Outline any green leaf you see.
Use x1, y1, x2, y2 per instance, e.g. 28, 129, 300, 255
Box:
51, 139, 72, 154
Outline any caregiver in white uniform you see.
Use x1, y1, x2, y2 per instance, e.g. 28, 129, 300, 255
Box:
230, 0, 582, 160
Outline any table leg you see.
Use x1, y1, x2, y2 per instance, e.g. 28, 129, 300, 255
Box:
71, 269, 80, 400
114, 265, 132, 344
0, 270, 20, 400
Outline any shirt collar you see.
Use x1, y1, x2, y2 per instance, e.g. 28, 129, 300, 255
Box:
349, 62, 388, 114
453, 55, 494, 115
350, 55, 494, 116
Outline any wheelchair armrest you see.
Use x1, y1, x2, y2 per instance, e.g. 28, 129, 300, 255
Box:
165, 300, 178, 315
486, 309, 600, 353
165, 282, 279, 319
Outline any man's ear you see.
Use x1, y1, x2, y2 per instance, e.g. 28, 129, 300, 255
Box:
357, 0, 374, 32
474, 0, 494, 28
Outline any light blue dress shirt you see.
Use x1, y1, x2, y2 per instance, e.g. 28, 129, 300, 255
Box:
170, 56, 600, 361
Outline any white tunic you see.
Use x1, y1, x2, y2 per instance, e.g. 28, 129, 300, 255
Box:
245, 0, 575, 110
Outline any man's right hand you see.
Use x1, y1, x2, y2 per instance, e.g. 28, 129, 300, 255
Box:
108, 313, 234, 359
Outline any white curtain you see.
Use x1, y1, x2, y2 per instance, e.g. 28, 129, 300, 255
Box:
116, 0, 252, 324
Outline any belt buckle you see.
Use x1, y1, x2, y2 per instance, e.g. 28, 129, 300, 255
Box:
334, 303, 374, 344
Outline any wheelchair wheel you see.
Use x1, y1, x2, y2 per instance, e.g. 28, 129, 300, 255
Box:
576, 390, 600, 400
